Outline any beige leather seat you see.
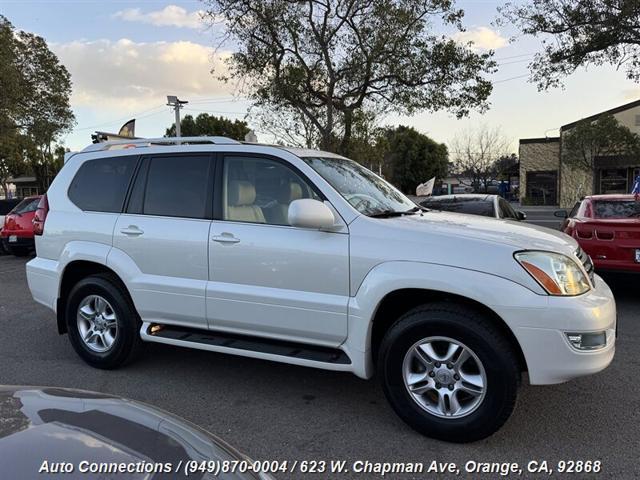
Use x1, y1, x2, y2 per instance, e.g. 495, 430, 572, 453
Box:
276, 182, 303, 225
227, 180, 265, 223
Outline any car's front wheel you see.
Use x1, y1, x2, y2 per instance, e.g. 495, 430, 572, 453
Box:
378, 302, 520, 443
66, 274, 142, 369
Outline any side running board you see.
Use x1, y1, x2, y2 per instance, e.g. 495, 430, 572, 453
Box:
140, 322, 352, 370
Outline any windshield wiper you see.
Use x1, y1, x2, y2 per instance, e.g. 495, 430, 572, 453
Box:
368, 206, 425, 218
368, 210, 406, 218
407, 205, 430, 213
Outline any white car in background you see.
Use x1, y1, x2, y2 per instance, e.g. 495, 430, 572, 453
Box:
26, 137, 616, 443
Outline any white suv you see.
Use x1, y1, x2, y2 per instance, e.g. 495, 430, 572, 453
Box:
26, 137, 616, 442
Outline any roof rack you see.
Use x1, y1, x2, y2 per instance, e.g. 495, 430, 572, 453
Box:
80, 136, 241, 153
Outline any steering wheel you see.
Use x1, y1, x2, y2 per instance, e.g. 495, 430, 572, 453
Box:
345, 193, 381, 212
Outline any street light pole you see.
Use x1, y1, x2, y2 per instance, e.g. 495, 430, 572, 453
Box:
166, 96, 188, 144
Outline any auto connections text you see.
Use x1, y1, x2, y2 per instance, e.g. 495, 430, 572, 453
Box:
38, 458, 603, 477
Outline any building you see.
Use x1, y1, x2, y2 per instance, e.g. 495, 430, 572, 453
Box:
7, 176, 40, 197
519, 99, 640, 207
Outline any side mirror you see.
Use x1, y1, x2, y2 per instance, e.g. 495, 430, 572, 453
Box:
517, 211, 527, 221
288, 199, 336, 229
554, 210, 568, 218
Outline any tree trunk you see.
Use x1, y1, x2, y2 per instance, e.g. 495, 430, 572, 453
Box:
339, 109, 353, 157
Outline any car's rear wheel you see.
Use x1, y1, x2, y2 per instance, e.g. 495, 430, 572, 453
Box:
66, 274, 142, 369
378, 302, 519, 443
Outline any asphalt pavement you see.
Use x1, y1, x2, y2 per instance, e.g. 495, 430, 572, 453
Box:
519, 205, 565, 230
0, 254, 638, 479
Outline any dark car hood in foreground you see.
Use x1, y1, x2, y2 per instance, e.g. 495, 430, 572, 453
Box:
0, 386, 265, 479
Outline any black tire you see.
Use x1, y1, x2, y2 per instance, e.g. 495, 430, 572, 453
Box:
378, 302, 519, 443
66, 273, 143, 369
8, 246, 31, 256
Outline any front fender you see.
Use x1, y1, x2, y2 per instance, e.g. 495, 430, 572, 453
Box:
344, 261, 546, 378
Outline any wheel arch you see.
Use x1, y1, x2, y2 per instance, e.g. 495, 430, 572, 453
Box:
347, 261, 536, 378
368, 288, 528, 373
56, 260, 132, 334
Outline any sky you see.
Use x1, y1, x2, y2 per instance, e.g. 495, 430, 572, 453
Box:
3, 0, 640, 153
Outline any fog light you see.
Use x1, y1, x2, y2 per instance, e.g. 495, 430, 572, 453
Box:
565, 332, 607, 350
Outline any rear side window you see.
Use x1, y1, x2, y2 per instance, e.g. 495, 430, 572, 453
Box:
455, 201, 495, 217
424, 198, 494, 217
142, 156, 211, 219
68, 156, 137, 212
498, 199, 518, 219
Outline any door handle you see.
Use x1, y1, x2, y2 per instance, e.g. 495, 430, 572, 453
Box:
120, 225, 144, 236
212, 233, 240, 244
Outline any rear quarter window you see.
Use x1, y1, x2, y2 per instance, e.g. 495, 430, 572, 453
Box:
68, 156, 138, 212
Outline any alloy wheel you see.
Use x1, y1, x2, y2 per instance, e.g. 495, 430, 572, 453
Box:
402, 336, 487, 418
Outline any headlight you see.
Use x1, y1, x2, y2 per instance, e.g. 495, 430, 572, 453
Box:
515, 251, 591, 296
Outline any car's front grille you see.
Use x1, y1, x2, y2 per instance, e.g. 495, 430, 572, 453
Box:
576, 246, 595, 284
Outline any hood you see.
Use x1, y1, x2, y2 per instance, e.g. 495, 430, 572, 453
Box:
0, 386, 262, 480
349, 210, 582, 294
382, 210, 578, 255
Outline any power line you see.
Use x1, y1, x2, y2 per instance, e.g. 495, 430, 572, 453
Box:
73, 104, 167, 131
189, 97, 246, 105
497, 58, 533, 67
494, 52, 537, 61
493, 73, 530, 84
182, 107, 249, 115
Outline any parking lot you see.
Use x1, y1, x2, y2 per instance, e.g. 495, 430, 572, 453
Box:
0, 254, 638, 478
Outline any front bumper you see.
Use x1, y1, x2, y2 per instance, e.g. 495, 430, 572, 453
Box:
593, 258, 640, 273
494, 274, 616, 385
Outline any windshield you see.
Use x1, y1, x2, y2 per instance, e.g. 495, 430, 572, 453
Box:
302, 157, 416, 216
593, 200, 640, 218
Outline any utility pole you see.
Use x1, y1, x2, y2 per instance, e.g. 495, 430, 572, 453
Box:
166, 96, 188, 143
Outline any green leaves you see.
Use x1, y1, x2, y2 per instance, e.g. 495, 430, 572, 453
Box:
203, 0, 495, 154
383, 126, 449, 194
563, 114, 640, 171
0, 15, 74, 191
500, 0, 640, 89
165, 113, 250, 140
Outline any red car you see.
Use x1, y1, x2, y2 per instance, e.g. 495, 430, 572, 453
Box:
0, 195, 42, 256
556, 194, 640, 273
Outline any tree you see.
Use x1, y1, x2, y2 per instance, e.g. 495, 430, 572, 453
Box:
166, 113, 251, 140
203, 0, 496, 156
0, 16, 75, 190
0, 132, 27, 198
450, 125, 509, 192
381, 126, 448, 194
500, 1, 640, 89
494, 153, 518, 180
344, 109, 388, 172
563, 114, 640, 192
249, 103, 319, 148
